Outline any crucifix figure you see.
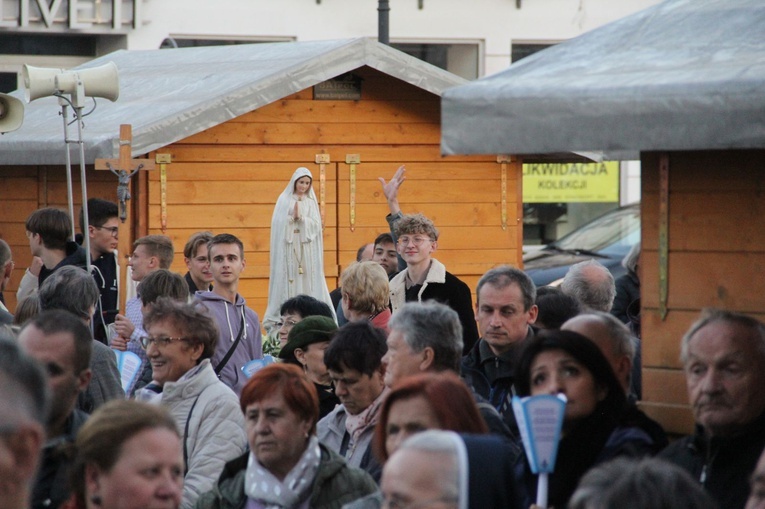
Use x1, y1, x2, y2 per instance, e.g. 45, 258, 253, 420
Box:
95, 124, 155, 222
109, 164, 141, 221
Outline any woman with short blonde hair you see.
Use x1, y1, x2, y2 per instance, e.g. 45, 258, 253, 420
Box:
341, 261, 391, 330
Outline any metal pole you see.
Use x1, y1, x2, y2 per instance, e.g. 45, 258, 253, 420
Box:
378, 0, 390, 45
60, 101, 77, 241
73, 104, 92, 274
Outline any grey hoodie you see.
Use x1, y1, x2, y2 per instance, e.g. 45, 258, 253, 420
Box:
195, 290, 262, 396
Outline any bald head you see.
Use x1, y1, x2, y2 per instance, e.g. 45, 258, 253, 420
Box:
561, 260, 616, 312
381, 431, 460, 509
563, 312, 635, 393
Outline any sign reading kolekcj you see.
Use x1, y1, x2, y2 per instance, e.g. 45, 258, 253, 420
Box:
523, 161, 620, 203
0, 0, 141, 32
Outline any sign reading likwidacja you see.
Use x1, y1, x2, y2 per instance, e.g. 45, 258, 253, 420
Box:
0, 0, 141, 32
522, 161, 619, 203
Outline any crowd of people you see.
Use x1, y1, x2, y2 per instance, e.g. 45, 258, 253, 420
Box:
1, 168, 764, 509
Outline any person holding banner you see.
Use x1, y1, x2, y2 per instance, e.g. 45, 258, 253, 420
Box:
514, 330, 655, 509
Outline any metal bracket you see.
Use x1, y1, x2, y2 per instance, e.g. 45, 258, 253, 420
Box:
156, 153, 172, 233
497, 155, 514, 230
315, 153, 330, 229
346, 154, 361, 232
659, 153, 669, 320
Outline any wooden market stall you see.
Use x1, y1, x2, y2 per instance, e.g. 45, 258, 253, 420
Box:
0, 38, 522, 319
441, 0, 765, 434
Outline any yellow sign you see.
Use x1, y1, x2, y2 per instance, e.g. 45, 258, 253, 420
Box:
522, 162, 620, 203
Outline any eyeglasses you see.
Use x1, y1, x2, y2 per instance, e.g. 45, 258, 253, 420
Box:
139, 336, 188, 349
95, 225, 119, 238
382, 496, 458, 509
396, 236, 433, 247
276, 319, 299, 329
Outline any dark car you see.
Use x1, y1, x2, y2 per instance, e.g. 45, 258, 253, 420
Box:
523, 203, 640, 287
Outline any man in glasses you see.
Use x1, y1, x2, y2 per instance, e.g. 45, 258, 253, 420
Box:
79, 198, 121, 343
387, 213, 479, 354
379, 166, 478, 353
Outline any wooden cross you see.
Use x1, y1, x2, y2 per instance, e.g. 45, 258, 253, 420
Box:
95, 124, 156, 314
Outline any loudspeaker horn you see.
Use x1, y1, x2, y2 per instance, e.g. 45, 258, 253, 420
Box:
55, 62, 120, 102
0, 93, 24, 133
23, 64, 64, 103
23, 62, 119, 103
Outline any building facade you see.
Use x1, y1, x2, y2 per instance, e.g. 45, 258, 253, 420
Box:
1, 0, 661, 89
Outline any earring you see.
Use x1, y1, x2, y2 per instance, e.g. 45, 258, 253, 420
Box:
90, 494, 103, 506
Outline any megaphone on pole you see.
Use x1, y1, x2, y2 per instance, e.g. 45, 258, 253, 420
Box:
0, 93, 24, 133
23, 62, 120, 106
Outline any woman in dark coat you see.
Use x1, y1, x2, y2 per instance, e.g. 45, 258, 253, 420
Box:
514, 330, 655, 509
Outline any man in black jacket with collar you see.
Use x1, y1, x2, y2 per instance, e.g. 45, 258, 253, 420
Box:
461, 266, 537, 433
79, 199, 120, 343
660, 309, 765, 509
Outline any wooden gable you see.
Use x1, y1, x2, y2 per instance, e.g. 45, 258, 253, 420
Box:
141, 66, 522, 317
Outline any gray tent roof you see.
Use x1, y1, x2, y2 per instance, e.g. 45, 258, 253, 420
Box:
0, 38, 466, 165
441, 0, 765, 157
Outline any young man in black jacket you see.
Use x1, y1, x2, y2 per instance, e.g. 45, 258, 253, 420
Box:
79, 198, 120, 343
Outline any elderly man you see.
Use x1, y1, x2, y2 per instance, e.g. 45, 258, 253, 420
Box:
317, 321, 388, 481
381, 431, 462, 509
562, 311, 667, 450
462, 265, 537, 429
383, 301, 463, 387
380, 430, 519, 509
384, 300, 512, 437
38, 266, 123, 411
561, 259, 616, 312
0, 333, 48, 509
18, 310, 92, 509
659, 309, 765, 509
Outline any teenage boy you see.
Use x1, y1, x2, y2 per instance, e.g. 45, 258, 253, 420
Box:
79, 198, 120, 342
195, 233, 262, 395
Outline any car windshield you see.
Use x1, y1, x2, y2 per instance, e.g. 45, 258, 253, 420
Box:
552, 205, 640, 256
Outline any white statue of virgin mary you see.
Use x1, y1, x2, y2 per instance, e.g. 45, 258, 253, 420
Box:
264, 167, 335, 331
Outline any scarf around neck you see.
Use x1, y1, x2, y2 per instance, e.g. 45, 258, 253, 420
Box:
345, 387, 389, 445
245, 435, 322, 509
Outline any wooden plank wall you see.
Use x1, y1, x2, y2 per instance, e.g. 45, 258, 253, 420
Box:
0, 166, 118, 312
149, 66, 520, 319
639, 150, 765, 435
